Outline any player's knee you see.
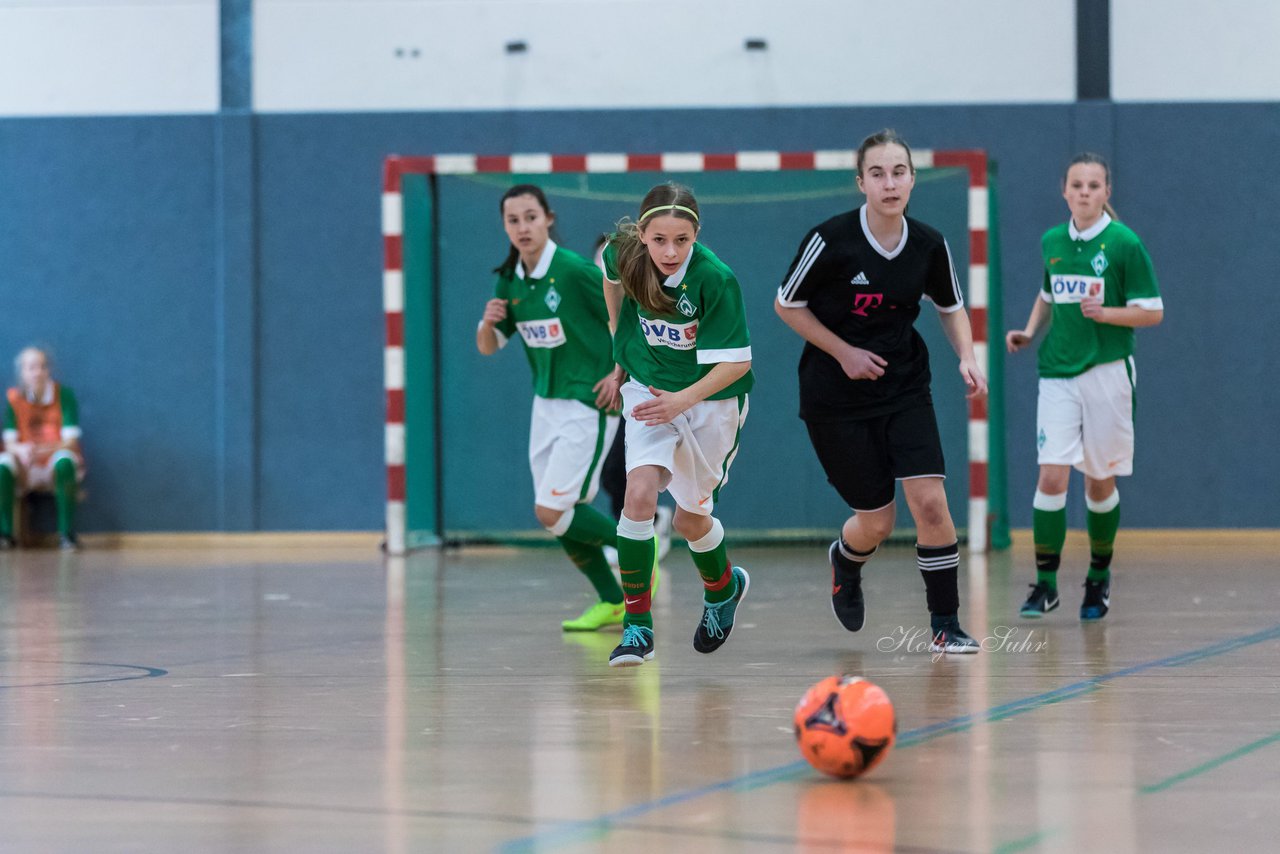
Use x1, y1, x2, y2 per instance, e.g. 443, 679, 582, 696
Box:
53, 456, 76, 478
533, 504, 563, 529
851, 511, 895, 545
672, 509, 709, 541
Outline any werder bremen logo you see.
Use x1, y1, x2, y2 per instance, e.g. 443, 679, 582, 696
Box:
1037, 428, 1047, 450
544, 285, 561, 312
676, 293, 696, 318
1091, 251, 1108, 276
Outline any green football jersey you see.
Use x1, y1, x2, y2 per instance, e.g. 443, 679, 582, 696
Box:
1038, 214, 1162, 378
492, 241, 614, 404
603, 240, 753, 400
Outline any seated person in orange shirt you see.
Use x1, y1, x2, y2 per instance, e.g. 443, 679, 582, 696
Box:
1, 347, 84, 550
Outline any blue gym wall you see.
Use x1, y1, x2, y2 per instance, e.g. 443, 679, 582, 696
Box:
1, 102, 1277, 531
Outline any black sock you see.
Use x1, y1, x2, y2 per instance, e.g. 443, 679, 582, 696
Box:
917, 542, 960, 617
832, 537, 875, 581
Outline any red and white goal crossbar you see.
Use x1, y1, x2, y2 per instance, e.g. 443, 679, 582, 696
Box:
382, 149, 991, 555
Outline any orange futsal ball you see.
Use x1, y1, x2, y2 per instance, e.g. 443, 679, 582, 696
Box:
794, 675, 896, 779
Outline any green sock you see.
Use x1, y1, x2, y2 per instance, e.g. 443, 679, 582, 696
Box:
0, 465, 14, 538
54, 457, 77, 537
617, 530, 655, 629
1032, 494, 1067, 590
559, 537, 623, 603
1087, 496, 1120, 583
563, 504, 618, 548
689, 519, 735, 604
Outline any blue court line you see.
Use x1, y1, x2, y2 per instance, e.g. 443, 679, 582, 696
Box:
0, 661, 167, 690
497, 621, 1280, 853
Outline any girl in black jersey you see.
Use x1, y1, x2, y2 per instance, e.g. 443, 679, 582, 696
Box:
775, 130, 987, 654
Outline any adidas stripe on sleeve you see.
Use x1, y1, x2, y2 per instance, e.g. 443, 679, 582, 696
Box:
777, 229, 827, 308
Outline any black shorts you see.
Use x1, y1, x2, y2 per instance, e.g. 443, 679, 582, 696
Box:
804, 403, 946, 512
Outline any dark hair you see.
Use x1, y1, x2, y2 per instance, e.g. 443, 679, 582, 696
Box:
611, 183, 700, 316
1063, 152, 1118, 220
493, 184, 556, 276
856, 129, 915, 176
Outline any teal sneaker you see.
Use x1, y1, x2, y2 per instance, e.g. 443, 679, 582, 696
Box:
693, 566, 750, 654
609, 624, 655, 667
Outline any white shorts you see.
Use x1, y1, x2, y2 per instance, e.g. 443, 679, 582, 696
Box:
1037, 358, 1135, 479
0, 449, 85, 492
621, 379, 749, 516
529, 396, 619, 512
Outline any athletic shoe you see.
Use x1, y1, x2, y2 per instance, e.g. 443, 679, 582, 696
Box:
1080, 578, 1110, 621
0, 535, 15, 551
609, 624, 655, 666
693, 566, 750, 654
655, 505, 674, 561
562, 600, 625, 632
929, 615, 980, 654
829, 541, 866, 632
59, 534, 80, 552
1019, 581, 1060, 618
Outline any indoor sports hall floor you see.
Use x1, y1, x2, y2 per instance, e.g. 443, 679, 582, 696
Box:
2, 531, 1277, 853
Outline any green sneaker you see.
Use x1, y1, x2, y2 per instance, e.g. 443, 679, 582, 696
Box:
562, 600, 625, 632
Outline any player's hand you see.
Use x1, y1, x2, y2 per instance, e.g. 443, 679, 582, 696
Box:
592, 370, 621, 411
838, 347, 888, 381
1080, 297, 1106, 322
480, 298, 508, 326
631, 386, 692, 425
958, 359, 988, 400
1005, 329, 1033, 352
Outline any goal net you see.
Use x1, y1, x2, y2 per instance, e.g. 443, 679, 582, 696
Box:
382, 150, 1006, 554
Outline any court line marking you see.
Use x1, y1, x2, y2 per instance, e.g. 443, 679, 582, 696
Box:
497, 621, 1280, 853
1138, 728, 1280, 794
0, 661, 167, 690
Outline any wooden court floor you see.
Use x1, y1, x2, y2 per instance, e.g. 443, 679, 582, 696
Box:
2, 531, 1278, 853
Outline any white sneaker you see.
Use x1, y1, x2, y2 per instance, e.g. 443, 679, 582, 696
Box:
655, 505, 674, 561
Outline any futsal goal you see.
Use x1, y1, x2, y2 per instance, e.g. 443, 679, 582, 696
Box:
381, 150, 1008, 555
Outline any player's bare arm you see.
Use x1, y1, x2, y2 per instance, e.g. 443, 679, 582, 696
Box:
476, 298, 508, 355
774, 297, 887, 380
1080, 299, 1163, 327
631, 360, 751, 426
937, 308, 988, 399
1006, 296, 1052, 352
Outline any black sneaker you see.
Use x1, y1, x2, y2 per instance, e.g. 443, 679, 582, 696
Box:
609, 624, 655, 667
1080, 578, 1110, 621
59, 534, 81, 552
930, 616, 980, 654
0, 535, 15, 550
693, 566, 749, 654
1019, 581, 1060, 618
829, 541, 865, 632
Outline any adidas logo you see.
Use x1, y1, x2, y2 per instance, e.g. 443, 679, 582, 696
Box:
850, 272, 870, 286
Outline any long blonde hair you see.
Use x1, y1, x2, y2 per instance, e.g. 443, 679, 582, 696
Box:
612, 183, 700, 316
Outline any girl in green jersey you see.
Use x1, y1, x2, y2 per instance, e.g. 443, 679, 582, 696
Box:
476, 185, 627, 632
600, 183, 754, 667
1006, 154, 1163, 621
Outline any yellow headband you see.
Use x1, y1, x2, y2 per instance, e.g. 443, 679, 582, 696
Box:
639, 203, 699, 223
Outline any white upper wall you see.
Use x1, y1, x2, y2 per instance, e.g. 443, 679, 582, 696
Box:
1112, 0, 1280, 101
0, 0, 219, 117
3, 0, 1278, 117
254, 0, 1077, 112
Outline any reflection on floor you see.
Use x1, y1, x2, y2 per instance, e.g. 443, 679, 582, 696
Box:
2, 531, 1279, 852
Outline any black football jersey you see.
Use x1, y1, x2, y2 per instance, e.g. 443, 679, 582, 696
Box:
778, 205, 963, 421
